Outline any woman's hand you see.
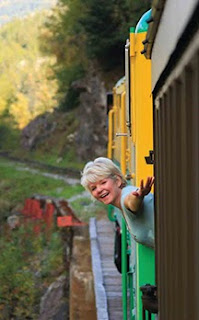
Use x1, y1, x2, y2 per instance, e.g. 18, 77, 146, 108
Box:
132, 177, 154, 198
124, 177, 154, 213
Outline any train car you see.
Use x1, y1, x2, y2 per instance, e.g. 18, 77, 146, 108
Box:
143, 0, 199, 319
108, 10, 156, 320
108, 0, 199, 319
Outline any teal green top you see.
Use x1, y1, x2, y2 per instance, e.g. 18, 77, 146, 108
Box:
130, 27, 135, 33
120, 185, 154, 248
135, 9, 152, 33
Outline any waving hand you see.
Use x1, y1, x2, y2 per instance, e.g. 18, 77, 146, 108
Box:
132, 177, 154, 198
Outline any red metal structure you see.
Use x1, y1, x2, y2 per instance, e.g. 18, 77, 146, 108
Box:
21, 197, 86, 233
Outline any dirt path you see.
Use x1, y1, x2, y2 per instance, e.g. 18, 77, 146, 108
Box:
16, 165, 80, 186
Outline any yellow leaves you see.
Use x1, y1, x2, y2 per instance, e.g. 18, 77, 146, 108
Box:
0, 13, 58, 129
0, 74, 15, 99
9, 62, 58, 129
0, 97, 7, 115
9, 93, 31, 129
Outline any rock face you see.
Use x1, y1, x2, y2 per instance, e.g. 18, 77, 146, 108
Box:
21, 68, 108, 160
21, 112, 56, 150
38, 275, 68, 320
73, 69, 108, 160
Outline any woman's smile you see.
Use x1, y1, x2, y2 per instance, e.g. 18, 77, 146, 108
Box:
100, 191, 109, 198
89, 177, 122, 207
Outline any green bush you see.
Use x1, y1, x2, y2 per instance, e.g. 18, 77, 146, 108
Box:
0, 227, 38, 319
0, 224, 64, 319
0, 123, 20, 151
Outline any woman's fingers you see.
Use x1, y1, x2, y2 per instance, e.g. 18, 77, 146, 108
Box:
133, 177, 155, 197
141, 177, 155, 196
145, 177, 154, 188
148, 176, 155, 188
140, 179, 144, 190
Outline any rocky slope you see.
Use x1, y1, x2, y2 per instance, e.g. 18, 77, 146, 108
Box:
73, 68, 108, 161
21, 68, 109, 162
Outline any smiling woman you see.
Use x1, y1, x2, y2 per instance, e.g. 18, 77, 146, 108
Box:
81, 157, 155, 248
89, 177, 122, 207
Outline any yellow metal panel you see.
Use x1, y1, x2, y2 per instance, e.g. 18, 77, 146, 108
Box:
121, 92, 127, 175
107, 109, 115, 159
130, 31, 153, 189
130, 31, 135, 57
111, 80, 128, 166
130, 32, 136, 146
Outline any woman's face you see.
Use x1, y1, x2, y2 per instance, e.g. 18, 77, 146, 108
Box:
88, 176, 122, 207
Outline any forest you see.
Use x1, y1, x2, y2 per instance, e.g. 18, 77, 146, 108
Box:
0, 0, 151, 127
40, 0, 151, 110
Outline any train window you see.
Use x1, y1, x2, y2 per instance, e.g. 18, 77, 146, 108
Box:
106, 92, 113, 114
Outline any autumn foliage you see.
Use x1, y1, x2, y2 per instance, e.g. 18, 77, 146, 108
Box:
0, 12, 58, 129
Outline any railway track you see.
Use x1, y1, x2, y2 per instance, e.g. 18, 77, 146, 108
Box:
0, 151, 80, 178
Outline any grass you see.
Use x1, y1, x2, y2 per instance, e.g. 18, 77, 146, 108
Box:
0, 157, 105, 222
10, 147, 85, 171
24, 149, 84, 170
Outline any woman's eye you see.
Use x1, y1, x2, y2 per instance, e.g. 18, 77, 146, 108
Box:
91, 186, 96, 191
101, 180, 107, 185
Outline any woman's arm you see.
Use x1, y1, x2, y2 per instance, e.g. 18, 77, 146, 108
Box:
124, 177, 154, 213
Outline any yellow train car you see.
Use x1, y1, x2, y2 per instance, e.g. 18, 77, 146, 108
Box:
108, 10, 156, 320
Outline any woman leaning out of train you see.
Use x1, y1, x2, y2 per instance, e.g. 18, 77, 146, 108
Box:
81, 157, 154, 248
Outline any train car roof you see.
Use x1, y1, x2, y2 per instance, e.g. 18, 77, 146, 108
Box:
143, 0, 199, 60
135, 9, 151, 33
142, 0, 166, 59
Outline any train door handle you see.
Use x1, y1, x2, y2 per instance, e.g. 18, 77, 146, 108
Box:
145, 150, 154, 165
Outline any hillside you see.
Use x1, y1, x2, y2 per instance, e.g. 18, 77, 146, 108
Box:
0, 0, 151, 166
0, 0, 56, 25
0, 12, 58, 129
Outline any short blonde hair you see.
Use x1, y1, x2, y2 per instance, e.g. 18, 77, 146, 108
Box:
81, 157, 126, 191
